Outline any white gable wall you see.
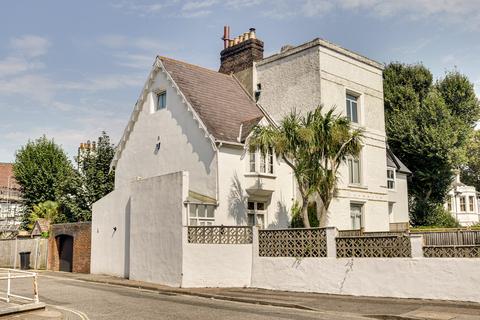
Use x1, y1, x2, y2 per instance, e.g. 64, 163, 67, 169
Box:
114, 70, 218, 199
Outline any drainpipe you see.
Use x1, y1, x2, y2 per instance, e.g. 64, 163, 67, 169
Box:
216, 141, 222, 207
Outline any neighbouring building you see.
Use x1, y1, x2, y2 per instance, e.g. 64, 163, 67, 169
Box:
0, 163, 24, 231
444, 171, 480, 226
91, 27, 412, 280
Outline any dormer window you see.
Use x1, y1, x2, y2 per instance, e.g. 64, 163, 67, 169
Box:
156, 91, 166, 111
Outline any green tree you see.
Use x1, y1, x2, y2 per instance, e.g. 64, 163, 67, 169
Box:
250, 107, 362, 227
77, 131, 115, 211
436, 70, 480, 127
384, 63, 479, 226
13, 136, 74, 227
308, 108, 363, 220
461, 131, 480, 191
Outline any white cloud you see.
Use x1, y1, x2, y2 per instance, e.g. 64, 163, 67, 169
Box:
0, 56, 44, 77
10, 35, 51, 58
97, 35, 175, 52
110, 0, 480, 29
114, 53, 154, 69
182, 0, 218, 11
97, 35, 179, 69
61, 74, 145, 91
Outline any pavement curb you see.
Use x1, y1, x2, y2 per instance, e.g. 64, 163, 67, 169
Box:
0, 302, 46, 316
70, 277, 318, 312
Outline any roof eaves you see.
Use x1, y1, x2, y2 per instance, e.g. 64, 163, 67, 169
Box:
257, 38, 384, 71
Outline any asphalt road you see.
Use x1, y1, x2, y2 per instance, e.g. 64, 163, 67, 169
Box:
4, 275, 366, 320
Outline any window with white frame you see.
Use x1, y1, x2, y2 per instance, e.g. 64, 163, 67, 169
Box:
247, 201, 266, 228
156, 91, 167, 111
447, 195, 452, 211
189, 203, 215, 226
248, 148, 274, 174
350, 203, 363, 230
387, 167, 396, 190
348, 157, 361, 185
346, 93, 359, 123
460, 197, 466, 212
469, 196, 475, 212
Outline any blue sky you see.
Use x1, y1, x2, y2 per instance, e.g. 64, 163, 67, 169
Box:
1, 0, 479, 162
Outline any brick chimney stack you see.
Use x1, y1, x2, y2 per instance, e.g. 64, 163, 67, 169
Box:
219, 26, 264, 75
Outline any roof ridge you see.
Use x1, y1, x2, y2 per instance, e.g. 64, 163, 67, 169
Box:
158, 56, 232, 78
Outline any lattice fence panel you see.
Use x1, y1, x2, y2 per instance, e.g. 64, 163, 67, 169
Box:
258, 228, 327, 257
423, 245, 480, 258
187, 226, 252, 244
336, 236, 411, 258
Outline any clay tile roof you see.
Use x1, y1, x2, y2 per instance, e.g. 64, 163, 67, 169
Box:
159, 57, 264, 143
0, 163, 20, 189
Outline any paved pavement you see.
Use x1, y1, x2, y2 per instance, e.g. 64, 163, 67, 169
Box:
2, 271, 480, 319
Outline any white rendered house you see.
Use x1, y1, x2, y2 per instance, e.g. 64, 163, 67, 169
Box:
444, 171, 480, 226
100, 27, 410, 233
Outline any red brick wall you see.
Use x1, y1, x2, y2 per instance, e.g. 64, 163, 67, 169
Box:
48, 222, 91, 273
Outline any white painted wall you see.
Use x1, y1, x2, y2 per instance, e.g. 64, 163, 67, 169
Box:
216, 145, 295, 228
251, 257, 480, 303
91, 185, 131, 277
182, 228, 252, 287
114, 69, 217, 199
387, 173, 410, 224
129, 172, 188, 287
256, 44, 321, 123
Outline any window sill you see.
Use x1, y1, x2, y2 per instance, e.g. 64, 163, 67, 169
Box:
348, 184, 368, 190
244, 173, 276, 179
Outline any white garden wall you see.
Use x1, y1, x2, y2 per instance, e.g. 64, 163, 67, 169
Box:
251, 257, 480, 303
182, 234, 252, 287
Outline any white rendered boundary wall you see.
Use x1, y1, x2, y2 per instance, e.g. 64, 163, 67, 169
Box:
92, 177, 480, 303
182, 228, 480, 303
182, 226, 252, 288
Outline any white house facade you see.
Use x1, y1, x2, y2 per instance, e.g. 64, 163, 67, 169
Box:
96, 27, 411, 237
444, 171, 480, 226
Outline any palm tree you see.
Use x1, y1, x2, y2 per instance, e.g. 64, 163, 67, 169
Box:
28, 200, 60, 230
249, 106, 363, 227
308, 108, 363, 222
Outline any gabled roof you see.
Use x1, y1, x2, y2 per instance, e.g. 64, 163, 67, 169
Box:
386, 147, 411, 175
159, 57, 263, 143
112, 57, 265, 167
31, 218, 50, 236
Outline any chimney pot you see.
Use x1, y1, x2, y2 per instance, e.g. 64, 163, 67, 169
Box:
219, 26, 264, 75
